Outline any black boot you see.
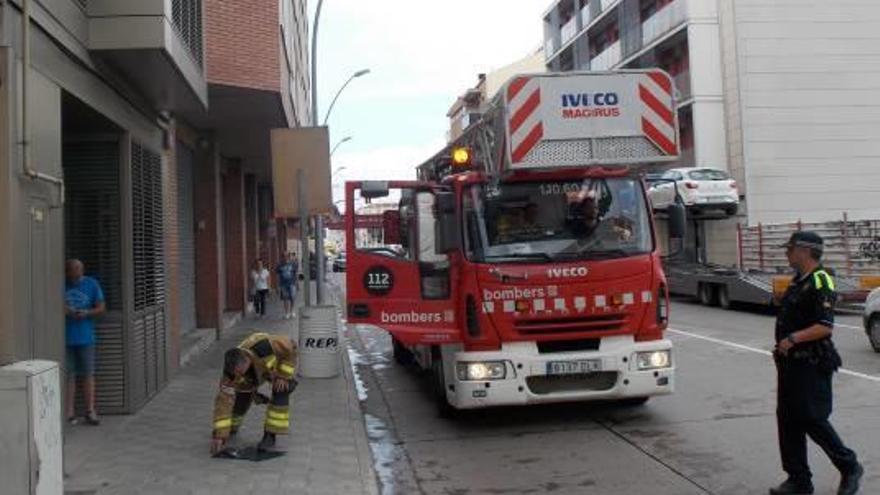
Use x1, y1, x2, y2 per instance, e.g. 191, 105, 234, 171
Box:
257, 432, 276, 452
838, 463, 863, 495
769, 478, 814, 495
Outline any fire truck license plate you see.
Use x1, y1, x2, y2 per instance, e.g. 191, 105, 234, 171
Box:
546, 359, 602, 376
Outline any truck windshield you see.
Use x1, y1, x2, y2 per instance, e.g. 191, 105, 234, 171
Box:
463, 178, 652, 262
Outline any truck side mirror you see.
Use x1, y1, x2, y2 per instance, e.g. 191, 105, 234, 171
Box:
435, 192, 460, 253
668, 202, 686, 240
361, 181, 390, 199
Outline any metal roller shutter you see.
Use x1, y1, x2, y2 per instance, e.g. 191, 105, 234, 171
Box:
176, 143, 197, 336
131, 142, 168, 408
63, 138, 127, 413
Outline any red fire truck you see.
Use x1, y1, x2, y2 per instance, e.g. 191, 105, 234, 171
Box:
345, 70, 686, 412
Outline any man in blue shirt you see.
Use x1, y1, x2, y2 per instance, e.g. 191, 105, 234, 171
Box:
65, 259, 106, 425
276, 252, 299, 319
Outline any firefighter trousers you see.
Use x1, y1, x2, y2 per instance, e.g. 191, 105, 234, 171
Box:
230, 381, 293, 435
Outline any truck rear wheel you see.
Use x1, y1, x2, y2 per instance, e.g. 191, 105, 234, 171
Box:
698, 283, 717, 306
718, 285, 732, 309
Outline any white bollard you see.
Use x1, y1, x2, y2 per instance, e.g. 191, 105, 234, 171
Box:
298, 305, 341, 378
0, 360, 63, 495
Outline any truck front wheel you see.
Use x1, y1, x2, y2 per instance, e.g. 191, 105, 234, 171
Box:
392, 338, 414, 366
431, 349, 457, 417
617, 397, 650, 407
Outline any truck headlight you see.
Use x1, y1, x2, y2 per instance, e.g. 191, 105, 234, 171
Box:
456, 361, 507, 381
636, 351, 671, 370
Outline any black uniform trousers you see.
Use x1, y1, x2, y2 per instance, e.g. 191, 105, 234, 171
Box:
776, 357, 857, 481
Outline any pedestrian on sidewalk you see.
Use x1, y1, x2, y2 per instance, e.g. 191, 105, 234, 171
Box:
276, 252, 299, 319
770, 231, 863, 495
64, 259, 106, 426
210, 332, 298, 455
251, 259, 270, 318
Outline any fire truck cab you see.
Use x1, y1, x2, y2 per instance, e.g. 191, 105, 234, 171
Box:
345, 71, 685, 412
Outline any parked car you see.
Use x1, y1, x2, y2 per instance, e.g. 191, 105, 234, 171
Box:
332, 252, 346, 272
644, 173, 664, 189
864, 287, 880, 352
648, 167, 739, 216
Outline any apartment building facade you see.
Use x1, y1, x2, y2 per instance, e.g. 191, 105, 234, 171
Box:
0, 0, 310, 413
447, 49, 545, 143
542, 0, 880, 228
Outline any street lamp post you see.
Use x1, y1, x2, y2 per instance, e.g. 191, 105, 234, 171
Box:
312, 38, 370, 304
310, 0, 326, 304
330, 136, 352, 157
310, 0, 371, 304
323, 69, 370, 126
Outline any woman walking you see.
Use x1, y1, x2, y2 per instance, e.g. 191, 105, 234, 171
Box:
251, 259, 271, 318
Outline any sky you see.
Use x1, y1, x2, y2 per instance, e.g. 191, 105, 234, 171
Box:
315, 0, 551, 204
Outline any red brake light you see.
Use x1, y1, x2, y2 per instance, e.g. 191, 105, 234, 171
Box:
729, 180, 737, 189
684, 181, 699, 189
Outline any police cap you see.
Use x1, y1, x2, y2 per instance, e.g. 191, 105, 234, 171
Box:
779, 231, 824, 252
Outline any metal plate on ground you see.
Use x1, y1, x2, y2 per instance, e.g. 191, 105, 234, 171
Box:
213, 446, 286, 462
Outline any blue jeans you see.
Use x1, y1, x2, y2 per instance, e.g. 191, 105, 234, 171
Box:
280, 283, 296, 302
66, 345, 96, 377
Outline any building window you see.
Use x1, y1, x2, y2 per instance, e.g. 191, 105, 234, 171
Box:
590, 24, 619, 57
131, 142, 165, 311
641, 0, 674, 21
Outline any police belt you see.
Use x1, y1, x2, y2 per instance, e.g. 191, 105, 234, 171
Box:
787, 349, 814, 360
781, 340, 841, 371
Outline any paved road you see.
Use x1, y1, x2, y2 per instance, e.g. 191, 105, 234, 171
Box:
338, 273, 880, 495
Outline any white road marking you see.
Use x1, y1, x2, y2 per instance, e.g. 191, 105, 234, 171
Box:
835, 323, 864, 331
669, 327, 880, 383
669, 328, 772, 356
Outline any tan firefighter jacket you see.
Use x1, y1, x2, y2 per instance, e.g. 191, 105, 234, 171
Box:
212, 333, 297, 438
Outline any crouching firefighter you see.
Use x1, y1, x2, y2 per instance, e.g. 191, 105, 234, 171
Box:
210, 332, 298, 454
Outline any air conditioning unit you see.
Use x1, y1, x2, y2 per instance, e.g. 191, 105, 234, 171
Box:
0, 360, 63, 495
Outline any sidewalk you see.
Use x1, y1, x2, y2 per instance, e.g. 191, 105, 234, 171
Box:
63, 285, 377, 495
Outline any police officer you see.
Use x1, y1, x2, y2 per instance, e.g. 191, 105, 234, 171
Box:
770, 231, 863, 495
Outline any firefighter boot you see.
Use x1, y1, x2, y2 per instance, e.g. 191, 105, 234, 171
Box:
257, 432, 276, 452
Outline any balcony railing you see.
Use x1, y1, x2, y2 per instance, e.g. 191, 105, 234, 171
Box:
560, 16, 578, 45
590, 41, 621, 71
641, 0, 687, 47
674, 70, 691, 102
580, 3, 591, 28
545, 37, 559, 59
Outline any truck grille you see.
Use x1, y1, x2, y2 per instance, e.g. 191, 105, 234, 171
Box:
514, 314, 627, 335
527, 372, 619, 394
